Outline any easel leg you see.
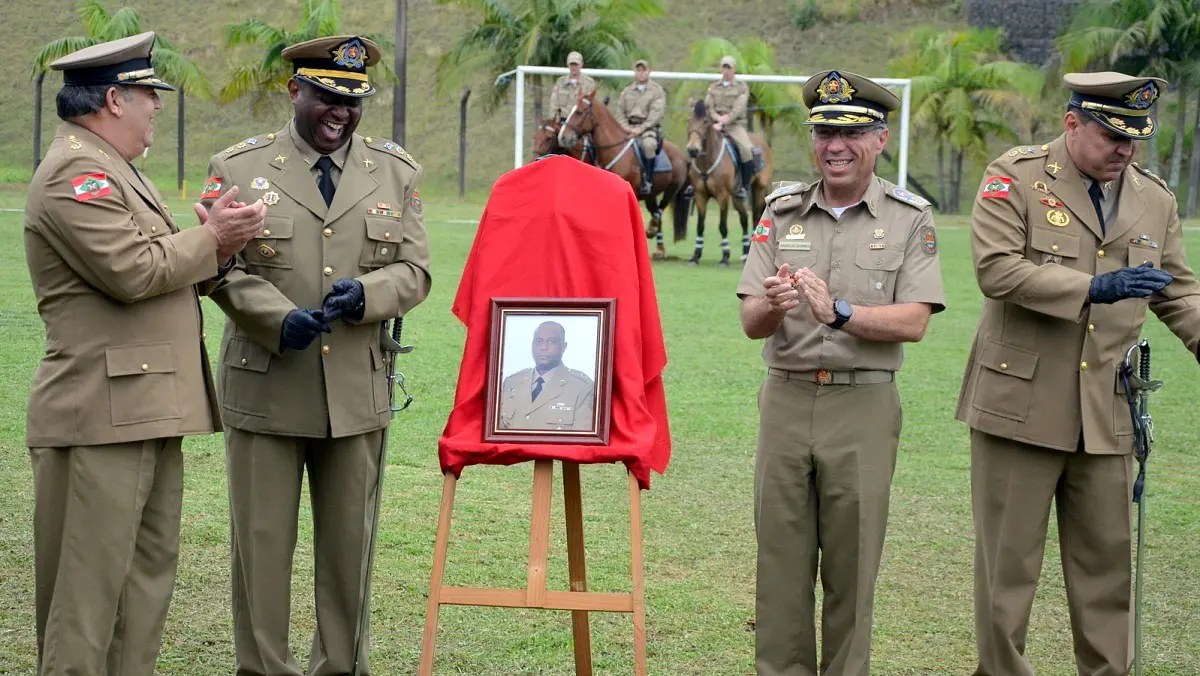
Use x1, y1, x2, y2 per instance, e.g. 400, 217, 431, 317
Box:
527, 460, 555, 608
628, 471, 647, 676
419, 472, 458, 676
562, 462, 593, 675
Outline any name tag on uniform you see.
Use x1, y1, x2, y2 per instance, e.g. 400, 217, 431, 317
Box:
868, 243, 887, 250
778, 241, 812, 251
551, 403, 573, 411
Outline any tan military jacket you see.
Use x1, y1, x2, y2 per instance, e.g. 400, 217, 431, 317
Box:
615, 81, 666, 131
705, 80, 750, 124
737, 176, 946, 372
499, 364, 595, 430
203, 122, 432, 438
549, 74, 598, 120
956, 135, 1200, 454
24, 123, 221, 447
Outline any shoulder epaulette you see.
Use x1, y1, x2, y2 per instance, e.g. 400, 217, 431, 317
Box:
1005, 144, 1049, 161
567, 368, 594, 383
363, 135, 419, 170
220, 133, 276, 159
765, 181, 810, 208
1132, 162, 1172, 194
887, 186, 931, 210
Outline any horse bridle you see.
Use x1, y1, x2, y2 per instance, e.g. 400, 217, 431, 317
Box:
562, 103, 637, 152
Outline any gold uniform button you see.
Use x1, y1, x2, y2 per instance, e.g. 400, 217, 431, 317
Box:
263, 229, 271, 237
267, 133, 275, 140
323, 266, 334, 276
384, 232, 392, 239
365, 137, 373, 143
1088, 323, 1095, 332
150, 226, 157, 233
999, 363, 1008, 370
322, 345, 331, 355
241, 358, 248, 366
1097, 249, 1106, 258
141, 363, 149, 372
1051, 244, 1059, 252
1080, 361, 1089, 371
201, 332, 206, 340
323, 228, 333, 237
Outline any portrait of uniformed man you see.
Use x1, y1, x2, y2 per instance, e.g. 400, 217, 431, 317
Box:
736, 70, 945, 675
23, 32, 265, 675
499, 320, 597, 431
958, 72, 1200, 676
200, 35, 431, 675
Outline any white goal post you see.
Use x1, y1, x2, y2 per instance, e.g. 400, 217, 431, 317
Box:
509, 65, 913, 190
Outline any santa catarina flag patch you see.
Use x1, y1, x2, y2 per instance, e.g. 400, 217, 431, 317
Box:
981, 176, 1012, 199
71, 173, 112, 202
200, 177, 223, 199
751, 218, 772, 243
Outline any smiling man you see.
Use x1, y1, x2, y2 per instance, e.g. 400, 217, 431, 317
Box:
200, 35, 431, 676
498, 321, 595, 431
736, 69, 945, 675
959, 72, 1200, 676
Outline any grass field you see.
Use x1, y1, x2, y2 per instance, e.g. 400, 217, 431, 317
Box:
0, 184, 1199, 675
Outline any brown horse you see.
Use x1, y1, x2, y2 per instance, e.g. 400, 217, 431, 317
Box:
532, 116, 592, 162
685, 100, 773, 266
558, 89, 689, 252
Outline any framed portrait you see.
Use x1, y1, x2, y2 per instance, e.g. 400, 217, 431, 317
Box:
484, 298, 616, 445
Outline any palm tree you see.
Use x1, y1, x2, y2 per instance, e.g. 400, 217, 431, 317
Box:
434, 0, 663, 121
1058, 0, 1200, 187
677, 37, 805, 144
890, 27, 1042, 212
220, 0, 395, 116
31, 0, 210, 191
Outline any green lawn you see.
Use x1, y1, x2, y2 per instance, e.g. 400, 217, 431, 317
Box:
0, 188, 1198, 675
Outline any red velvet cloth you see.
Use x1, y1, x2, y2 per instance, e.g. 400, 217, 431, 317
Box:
437, 156, 671, 488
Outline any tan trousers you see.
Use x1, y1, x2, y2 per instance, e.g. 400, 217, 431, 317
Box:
225, 427, 383, 676
637, 129, 658, 158
31, 438, 184, 676
725, 123, 755, 161
971, 430, 1133, 676
754, 372, 902, 676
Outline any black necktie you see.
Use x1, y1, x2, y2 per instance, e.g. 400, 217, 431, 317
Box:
531, 376, 544, 402
315, 156, 335, 206
1088, 180, 1106, 233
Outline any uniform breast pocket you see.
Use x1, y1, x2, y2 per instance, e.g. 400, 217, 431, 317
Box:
359, 217, 403, 269
853, 246, 904, 304
1127, 242, 1162, 268
245, 214, 294, 270
1030, 227, 1080, 266
132, 210, 170, 239
105, 342, 181, 426
773, 250, 818, 273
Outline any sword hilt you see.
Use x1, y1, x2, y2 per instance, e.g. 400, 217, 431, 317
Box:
1139, 338, 1151, 382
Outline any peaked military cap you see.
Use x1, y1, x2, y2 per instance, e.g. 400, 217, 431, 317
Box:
283, 35, 381, 98
802, 69, 900, 127
49, 32, 175, 91
1065, 71, 1166, 139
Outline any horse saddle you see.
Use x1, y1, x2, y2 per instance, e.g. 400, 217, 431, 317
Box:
633, 142, 673, 174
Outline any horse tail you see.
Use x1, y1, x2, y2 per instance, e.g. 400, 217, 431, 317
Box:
673, 181, 692, 243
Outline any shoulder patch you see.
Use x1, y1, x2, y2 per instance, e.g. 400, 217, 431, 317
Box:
1005, 144, 1048, 160
920, 224, 938, 255
71, 173, 113, 202
221, 133, 275, 159
364, 136, 419, 170
888, 187, 931, 210
1132, 162, 1172, 194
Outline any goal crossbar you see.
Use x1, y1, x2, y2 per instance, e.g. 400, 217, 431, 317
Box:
510, 65, 913, 189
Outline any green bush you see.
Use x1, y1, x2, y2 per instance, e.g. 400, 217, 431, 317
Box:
789, 0, 820, 30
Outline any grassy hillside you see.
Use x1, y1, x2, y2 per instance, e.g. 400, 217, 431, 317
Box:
3, 0, 966, 200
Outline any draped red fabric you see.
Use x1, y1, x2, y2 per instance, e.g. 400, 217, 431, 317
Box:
437, 156, 671, 488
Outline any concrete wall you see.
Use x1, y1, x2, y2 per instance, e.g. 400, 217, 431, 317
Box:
966, 0, 1083, 66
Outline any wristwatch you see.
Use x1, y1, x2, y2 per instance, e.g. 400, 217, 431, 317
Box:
828, 298, 853, 330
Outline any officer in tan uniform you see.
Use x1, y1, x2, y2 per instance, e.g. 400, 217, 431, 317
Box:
737, 70, 945, 676
615, 59, 667, 196
548, 51, 597, 123
24, 33, 265, 675
201, 35, 432, 676
705, 55, 759, 200
499, 321, 596, 430
958, 72, 1200, 676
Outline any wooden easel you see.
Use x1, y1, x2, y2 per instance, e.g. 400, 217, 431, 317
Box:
418, 459, 647, 675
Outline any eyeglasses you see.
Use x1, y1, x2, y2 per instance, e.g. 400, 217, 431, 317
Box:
812, 127, 880, 142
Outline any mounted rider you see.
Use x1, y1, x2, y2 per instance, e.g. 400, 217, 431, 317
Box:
548, 51, 598, 124
616, 59, 667, 196
705, 55, 761, 200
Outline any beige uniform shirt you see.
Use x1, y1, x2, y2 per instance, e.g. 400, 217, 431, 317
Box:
705, 80, 750, 124
615, 81, 666, 130
956, 135, 1200, 454
23, 123, 222, 447
202, 122, 432, 438
499, 363, 595, 430
737, 176, 947, 372
549, 74, 598, 121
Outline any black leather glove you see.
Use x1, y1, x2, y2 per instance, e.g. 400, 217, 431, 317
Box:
1088, 262, 1173, 304
280, 308, 330, 352
321, 278, 366, 322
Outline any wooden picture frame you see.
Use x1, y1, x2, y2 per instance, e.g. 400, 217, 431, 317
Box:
484, 298, 616, 445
